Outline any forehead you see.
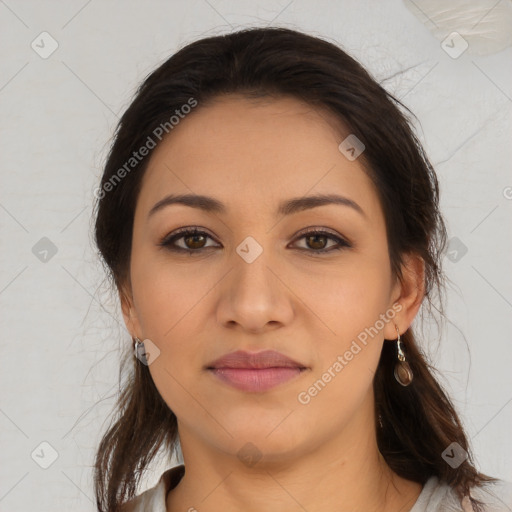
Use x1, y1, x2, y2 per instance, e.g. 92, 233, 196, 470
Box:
136, 94, 382, 223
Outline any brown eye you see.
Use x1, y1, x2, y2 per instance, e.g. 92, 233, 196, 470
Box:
158, 227, 219, 253
182, 232, 207, 249
305, 233, 329, 250
292, 229, 351, 254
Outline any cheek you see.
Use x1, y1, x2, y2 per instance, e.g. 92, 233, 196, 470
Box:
293, 252, 392, 340
132, 268, 209, 418
130, 251, 214, 349
293, 346, 380, 446
293, 252, 391, 401
130, 245, 208, 338
295, 263, 390, 425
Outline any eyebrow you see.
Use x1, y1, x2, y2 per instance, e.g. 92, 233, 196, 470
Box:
147, 193, 366, 220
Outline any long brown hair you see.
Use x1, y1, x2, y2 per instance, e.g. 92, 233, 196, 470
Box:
92, 26, 498, 511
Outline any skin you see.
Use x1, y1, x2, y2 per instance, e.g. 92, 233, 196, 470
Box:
120, 94, 426, 512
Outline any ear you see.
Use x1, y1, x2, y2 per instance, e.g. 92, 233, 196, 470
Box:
119, 280, 142, 339
383, 252, 425, 340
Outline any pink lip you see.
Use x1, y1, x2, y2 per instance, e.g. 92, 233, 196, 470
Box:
207, 350, 307, 392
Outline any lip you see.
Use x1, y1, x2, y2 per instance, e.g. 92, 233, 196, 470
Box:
207, 350, 308, 392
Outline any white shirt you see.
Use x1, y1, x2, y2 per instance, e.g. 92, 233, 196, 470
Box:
121, 465, 512, 511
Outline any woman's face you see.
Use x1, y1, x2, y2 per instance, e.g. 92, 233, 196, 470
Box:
121, 94, 415, 464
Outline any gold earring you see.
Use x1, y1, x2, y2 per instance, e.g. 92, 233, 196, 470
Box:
393, 325, 413, 386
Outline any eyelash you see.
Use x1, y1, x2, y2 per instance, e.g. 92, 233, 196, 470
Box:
157, 226, 352, 255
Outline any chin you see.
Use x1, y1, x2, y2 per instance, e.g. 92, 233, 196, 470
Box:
218, 425, 307, 462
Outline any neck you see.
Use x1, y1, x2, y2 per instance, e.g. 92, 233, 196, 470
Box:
166, 402, 422, 512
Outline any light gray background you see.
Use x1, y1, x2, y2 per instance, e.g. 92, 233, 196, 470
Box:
1, 1, 511, 510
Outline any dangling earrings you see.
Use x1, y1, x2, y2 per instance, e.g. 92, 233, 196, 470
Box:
393, 325, 413, 386
133, 336, 147, 365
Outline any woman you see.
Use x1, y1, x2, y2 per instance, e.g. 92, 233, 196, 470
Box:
92, 27, 511, 512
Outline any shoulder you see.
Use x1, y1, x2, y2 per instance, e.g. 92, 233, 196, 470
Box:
120, 465, 186, 512
412, 476, 512, 512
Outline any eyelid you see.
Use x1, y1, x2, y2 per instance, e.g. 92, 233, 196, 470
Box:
290, 227, 352, 252
293, 226, 347, 241
159, 226, 219, 248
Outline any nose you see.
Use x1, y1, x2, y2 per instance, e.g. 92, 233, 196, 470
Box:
215, 239, 294, 333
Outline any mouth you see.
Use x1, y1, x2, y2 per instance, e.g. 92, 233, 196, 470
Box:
206, 349, 308, 392
208, 367, 308, 392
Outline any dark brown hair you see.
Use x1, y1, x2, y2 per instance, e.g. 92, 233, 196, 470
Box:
92, 26, 497, 512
